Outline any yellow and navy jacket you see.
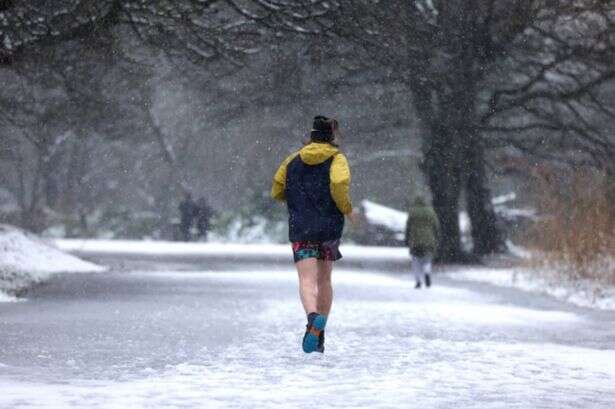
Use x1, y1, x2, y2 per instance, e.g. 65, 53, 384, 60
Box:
272, 142, 352, 242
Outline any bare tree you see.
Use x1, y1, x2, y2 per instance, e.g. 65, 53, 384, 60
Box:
0, 0, 334, 65
0, 0, 337, 233
329, 0, 615, 261
0, 27, 141, 231
481, 3, 615, 175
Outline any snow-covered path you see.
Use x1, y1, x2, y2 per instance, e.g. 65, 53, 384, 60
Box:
1, 263, 614, 408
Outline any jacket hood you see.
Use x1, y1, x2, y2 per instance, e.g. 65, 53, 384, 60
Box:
299, 142, 339, 165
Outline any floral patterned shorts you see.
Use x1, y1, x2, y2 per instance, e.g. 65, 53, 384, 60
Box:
291, 240, 342, 263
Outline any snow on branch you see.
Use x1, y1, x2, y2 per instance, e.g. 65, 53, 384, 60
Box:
0, 0, 335, 65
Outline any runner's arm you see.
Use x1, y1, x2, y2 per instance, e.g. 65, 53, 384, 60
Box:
271, 153, 298, 201
330, 154, 353, 215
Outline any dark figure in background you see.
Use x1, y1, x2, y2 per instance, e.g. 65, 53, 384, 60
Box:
178, 193, 197, 241
196, 197, 213, 241
405, 196, 440, 289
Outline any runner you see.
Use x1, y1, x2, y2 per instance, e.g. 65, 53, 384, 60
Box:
271, 116, 354, 353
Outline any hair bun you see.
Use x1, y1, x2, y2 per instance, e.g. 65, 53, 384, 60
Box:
311, 115, 334, 142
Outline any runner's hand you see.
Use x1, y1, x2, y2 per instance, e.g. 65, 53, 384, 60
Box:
347, 211, 360, 225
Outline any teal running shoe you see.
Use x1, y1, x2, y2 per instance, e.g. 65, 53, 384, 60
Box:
302, 313, 327, 353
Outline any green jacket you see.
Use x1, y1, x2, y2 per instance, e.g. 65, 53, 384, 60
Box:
405, 205, 440, 254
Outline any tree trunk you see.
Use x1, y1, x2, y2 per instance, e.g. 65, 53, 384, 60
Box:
65, 139, 84, 215
465, 138, 503, 255
412, 80, 470, 263
431, 174, 464, 262
423, 125, 465, 262
605, 165, 615, 222
43, 151, 60, 210
21, 149, 44, 232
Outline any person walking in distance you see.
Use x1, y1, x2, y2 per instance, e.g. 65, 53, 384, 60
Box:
405, 196, 440, 289
178, 192, 197, 242
195, 196, 213, 241
271, 116, 354, 354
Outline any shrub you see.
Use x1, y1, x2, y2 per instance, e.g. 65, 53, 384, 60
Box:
528, 167, 615, 284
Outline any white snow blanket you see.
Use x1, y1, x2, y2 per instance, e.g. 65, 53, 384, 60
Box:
362, 194, 536, 237
55, 239, 410, 264
0, 225, 105, 301
361, 199, 408, 232
361, 199, 470, 238
445, 267, 615, 311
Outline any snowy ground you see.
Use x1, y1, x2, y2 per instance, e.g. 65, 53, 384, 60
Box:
1, 260, 614, 408
0, 225, 105, 300
55, 239, 615, 311
54, 238, 410, 269
445, 267, 615, 311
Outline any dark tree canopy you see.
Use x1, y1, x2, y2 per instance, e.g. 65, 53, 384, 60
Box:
327, 0, 615, 260
1, 0, 614, 251
0, 0, 335, 64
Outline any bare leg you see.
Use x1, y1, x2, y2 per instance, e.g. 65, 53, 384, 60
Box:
296, 258, 319, 314
316, 260, 333, 315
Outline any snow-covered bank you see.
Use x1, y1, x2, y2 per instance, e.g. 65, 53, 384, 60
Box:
55, 239, 411, 266
445, 267, 615, 311
0, 225, 106, 300
0, 291, 18, 302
